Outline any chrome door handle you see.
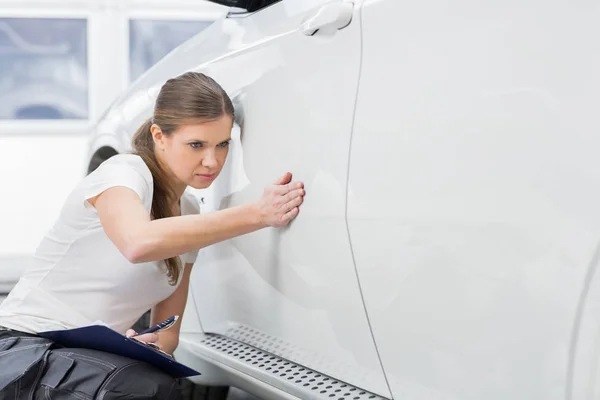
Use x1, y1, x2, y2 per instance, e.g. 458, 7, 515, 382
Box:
300, 1, 354, 36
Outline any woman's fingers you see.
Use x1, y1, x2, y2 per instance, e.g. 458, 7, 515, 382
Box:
134, 333, 160, 343
273, 172, 292, 185
283, 188, 305, 204
125, 329, 159, 344
274, 194, 304, 225
257, 173, 305, 227
274, 181, 303, 195
281, 207, 299, 223
283, 193, 304, 212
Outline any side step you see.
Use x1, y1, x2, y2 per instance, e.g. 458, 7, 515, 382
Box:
199, 333, 388, 400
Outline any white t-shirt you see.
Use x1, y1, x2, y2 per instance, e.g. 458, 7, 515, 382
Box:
0, 154, 200, 334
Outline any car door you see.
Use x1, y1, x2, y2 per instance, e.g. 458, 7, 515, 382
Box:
185, 0, 391, 396
348, 0, 600, 399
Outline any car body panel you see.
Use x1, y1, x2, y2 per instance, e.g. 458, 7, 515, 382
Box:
348, 1, 600, 399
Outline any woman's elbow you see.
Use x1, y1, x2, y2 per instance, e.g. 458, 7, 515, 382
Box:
123, 241, 152, 264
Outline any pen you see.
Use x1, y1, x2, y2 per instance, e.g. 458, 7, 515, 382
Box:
135, 315, 179, 336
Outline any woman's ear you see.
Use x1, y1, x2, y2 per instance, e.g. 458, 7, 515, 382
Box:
150, 124, 166, 151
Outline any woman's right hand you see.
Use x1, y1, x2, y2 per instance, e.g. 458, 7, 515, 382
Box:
256, 172, 305, 228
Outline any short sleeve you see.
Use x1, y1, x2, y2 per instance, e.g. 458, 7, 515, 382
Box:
82, 154, 152, 210
180, 192, 201, 265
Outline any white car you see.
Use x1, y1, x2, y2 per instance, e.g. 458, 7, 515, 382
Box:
86, 1, 600, 399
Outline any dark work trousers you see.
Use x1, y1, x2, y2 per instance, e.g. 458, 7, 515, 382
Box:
0, 328, 183, 400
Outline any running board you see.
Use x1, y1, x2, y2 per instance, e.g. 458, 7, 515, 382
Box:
180, 332, 389, 400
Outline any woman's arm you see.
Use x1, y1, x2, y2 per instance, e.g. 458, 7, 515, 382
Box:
125, 262, 193, 354
151, 262, 194, 354
88, 173, 304, 263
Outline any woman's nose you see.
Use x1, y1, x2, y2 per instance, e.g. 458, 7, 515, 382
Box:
201, 151, 218, 168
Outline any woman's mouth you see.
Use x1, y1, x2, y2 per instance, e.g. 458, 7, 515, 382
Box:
196, 173, 216, 182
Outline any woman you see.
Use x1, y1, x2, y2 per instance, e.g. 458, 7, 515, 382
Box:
0, 72, 304, 399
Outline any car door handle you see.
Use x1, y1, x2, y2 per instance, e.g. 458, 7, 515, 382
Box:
300, 1, 354, 36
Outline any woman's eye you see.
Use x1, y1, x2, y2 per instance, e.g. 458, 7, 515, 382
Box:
190, 142, 203, 149
218, 141, 230, 148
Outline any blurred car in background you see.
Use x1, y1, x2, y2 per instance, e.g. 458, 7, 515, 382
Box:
87, 0, 600, 400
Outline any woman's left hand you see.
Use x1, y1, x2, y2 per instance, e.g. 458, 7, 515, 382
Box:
125, 329, 161, 348
125, 329, 174, 357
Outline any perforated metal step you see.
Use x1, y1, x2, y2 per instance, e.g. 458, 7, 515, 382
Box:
200, 334, 388, 400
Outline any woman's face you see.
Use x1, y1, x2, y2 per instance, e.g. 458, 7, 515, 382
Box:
153, 115, 233, 191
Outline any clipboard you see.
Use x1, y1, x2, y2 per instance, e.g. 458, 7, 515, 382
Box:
38, 325, 201, 378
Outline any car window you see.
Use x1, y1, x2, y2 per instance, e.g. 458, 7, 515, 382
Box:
0, 17, 88, 120
208, 0, 282, 13
242, 0, 282, 12
128, 19, 213, 81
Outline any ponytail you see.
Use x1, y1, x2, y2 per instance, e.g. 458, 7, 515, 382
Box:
131, 118, 181, 285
